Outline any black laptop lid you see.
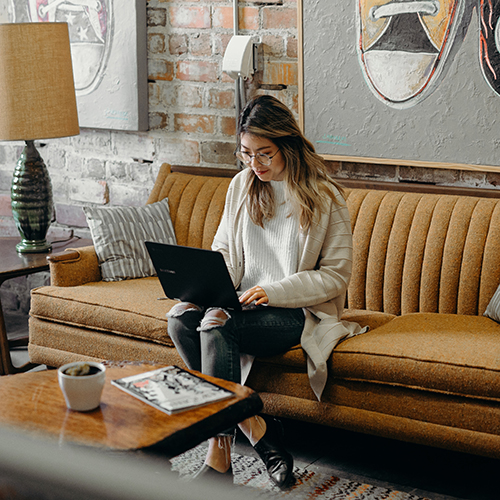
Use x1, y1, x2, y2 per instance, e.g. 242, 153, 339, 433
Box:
145, 241, 242, 311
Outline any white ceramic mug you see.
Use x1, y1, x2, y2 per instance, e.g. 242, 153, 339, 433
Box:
58, 362, 106, 411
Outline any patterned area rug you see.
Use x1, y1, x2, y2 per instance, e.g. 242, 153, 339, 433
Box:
170, 444, 430, 500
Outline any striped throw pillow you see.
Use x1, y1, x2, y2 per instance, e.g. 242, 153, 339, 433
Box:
83, 199, 176, 281
485, 285, 500, 322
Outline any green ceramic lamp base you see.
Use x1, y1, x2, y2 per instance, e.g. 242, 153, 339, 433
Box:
16, 239, 52, 254
11, 141, 54, 254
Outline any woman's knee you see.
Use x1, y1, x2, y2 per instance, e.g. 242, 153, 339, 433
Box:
199, 308, 231, 332
167, 302, 202, 318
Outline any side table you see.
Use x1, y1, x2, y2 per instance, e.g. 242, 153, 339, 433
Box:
0, 236, 93, 375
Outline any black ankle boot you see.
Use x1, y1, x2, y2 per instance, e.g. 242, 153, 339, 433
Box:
191, 463, 234, 485
253, 416, 294, 489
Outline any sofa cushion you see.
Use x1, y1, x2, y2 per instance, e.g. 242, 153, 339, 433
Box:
83, 199, 176, 281
30, 278, 176, 347
248, 312, 500, 405
341, 309, 396, 330
331, 312, 500, 401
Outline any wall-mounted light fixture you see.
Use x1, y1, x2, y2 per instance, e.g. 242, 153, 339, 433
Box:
222, 35, 258, 80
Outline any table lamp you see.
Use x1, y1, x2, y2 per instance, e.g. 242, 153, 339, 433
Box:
0, 22, 79, 253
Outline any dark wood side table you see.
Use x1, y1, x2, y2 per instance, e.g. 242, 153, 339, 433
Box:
0, 236, 93, 375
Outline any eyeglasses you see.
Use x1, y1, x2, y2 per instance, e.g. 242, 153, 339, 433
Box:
235, 149, 280, 167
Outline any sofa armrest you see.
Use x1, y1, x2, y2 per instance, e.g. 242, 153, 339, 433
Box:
47, 245, 101, 287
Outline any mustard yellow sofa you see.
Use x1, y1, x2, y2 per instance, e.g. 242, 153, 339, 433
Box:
29, 164, 500, 459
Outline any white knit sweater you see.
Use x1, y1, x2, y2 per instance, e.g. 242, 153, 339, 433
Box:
212, 169, 366, 400
239, 180, 299, 292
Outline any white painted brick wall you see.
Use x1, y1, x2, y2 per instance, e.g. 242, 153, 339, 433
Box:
70, 179, 109, 205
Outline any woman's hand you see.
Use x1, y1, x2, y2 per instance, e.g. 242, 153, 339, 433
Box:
239, 286, 269, 306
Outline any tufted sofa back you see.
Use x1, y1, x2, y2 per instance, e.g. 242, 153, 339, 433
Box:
148, 164, 500, 317
147, 164, 232, 250
346, 190, 500, 317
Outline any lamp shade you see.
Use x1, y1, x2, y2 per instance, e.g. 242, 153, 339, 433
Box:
0, 22, 79, 141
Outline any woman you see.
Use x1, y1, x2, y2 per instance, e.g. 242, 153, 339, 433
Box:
168, 95, 365, 488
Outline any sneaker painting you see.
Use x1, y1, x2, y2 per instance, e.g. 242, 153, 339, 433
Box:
357, 0, 469, 108
479, 0, 500, 95
23, 0, 113, 96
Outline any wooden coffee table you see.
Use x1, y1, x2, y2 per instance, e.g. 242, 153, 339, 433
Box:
0, 363, 263, 457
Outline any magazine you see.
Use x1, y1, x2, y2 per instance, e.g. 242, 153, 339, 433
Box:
111, 365, 235, 414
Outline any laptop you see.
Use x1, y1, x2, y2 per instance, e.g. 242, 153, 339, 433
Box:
145, 241, 242, 311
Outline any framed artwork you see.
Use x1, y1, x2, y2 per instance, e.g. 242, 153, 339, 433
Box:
299, 0, 500, 172
3, 0, 148, 131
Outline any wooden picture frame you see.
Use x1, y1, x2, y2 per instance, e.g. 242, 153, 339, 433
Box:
298, 0, 500, 173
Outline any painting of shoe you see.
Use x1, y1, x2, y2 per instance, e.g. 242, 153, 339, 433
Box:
357, 0, 469, 107
479, 0, 500, 95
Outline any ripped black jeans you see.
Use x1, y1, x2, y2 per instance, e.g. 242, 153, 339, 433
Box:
167, 303, 305, 385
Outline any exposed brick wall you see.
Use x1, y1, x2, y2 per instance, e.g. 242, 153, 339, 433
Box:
2, 0, 498, 236
1, 0, 500, 316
